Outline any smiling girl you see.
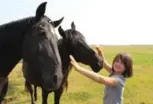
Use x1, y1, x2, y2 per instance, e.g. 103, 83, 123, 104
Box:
69, 47, 133, 104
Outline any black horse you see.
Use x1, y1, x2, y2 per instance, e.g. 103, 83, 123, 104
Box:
27, 22, 104, 104
0, 2, 64, 104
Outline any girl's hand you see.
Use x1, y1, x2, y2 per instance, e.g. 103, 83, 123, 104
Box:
95, 46, 104, 59
69, 55, 81, 70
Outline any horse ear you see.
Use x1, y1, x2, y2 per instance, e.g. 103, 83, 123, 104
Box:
71, 21, 76, 30
52, 17, 64, 28
58, 26, 65, 38
35, 2, 47, 21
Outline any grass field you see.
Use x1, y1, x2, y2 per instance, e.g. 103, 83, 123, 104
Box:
4, 45, 153, 104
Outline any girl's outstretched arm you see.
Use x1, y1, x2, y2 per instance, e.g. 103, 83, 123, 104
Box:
70, 55, 119, 87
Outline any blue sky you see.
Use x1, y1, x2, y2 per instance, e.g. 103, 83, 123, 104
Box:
0, 0, 153, 45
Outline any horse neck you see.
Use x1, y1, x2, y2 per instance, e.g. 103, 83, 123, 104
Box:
58, 39, 71, 71
0, 17, 33, 77
0, 17, 33, 42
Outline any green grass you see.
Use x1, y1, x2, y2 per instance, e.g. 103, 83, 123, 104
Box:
4, 45, 153, 104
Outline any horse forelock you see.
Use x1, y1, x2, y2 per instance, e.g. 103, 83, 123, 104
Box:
64, 29, 85, 44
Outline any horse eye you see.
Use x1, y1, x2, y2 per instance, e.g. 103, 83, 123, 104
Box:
39, 24, 43, 28
48, 20, 52, 23
48, 20, 55, 26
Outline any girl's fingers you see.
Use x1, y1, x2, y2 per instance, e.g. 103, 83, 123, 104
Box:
70, 55, 81, 69
70, 61, 74, 66
70, 61, 75, 66
95, 47, 102, 54
95, 46, 101, 52
95, 46, 99, 50
70, 61, 78, 69
69, 55, 76, 63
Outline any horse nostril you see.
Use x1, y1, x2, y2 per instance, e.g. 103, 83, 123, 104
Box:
53, 75, 57, 85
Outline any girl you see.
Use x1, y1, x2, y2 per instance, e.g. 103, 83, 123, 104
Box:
69, 47, 133, 104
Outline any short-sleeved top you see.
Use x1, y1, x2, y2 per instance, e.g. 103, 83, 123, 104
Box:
103, 74, 125, 104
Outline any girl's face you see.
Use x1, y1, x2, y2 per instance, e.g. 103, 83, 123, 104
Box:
113, 58, 125, 74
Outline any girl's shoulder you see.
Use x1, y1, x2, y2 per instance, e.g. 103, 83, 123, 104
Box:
111, 74, 126, 86
111, 74, 125, 80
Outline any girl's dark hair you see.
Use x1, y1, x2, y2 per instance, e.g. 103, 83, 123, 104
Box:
111, 52, 133, 78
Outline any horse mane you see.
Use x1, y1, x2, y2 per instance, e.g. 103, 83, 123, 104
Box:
0, 16, 34, 31
0, 16, 34, 45
65, 64, 73, 92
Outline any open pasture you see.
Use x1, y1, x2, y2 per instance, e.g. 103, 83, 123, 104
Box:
4, 45, 153, 104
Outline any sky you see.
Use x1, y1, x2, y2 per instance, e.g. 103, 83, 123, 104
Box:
0, 0, 153, 45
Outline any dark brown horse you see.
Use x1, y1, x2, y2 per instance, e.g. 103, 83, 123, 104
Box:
22, 2, 64, 104
0, 2, 64, 104
25, 22, 103, 104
